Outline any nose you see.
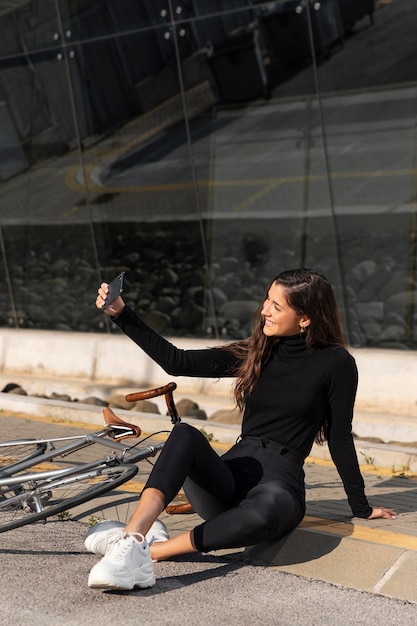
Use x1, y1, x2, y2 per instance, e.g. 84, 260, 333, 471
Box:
261, 300, 271, 316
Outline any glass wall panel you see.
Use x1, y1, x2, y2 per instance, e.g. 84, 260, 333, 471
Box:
0, 1, 61, 57
253, 0, 354, 340
58, 0, 171, 39
180, 1, 335, 339
67, 20, 212, 336
313, 0, 417, 347
0, 37, 95, 330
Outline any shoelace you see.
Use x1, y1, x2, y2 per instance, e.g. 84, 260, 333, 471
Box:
106, 531, 146, 558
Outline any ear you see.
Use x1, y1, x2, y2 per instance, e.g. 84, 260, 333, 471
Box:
299, 315, 311, 331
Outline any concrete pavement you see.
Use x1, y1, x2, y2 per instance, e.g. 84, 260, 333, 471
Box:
1, 396, 417, 605
4, 518, 417, 626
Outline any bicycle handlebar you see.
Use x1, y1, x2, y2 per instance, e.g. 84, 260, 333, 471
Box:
125, 382, 181, 424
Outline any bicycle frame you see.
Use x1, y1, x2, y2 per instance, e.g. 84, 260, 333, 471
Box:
0, 430, 163, 481
0, 439, 165, 486
0, 382, 181, 532
0, 381, 180, 481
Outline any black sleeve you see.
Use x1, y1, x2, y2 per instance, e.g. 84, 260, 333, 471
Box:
326, 349, 373, 519
112, 305, 239, 378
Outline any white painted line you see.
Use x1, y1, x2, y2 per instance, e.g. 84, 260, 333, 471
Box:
372, 550, 410, 593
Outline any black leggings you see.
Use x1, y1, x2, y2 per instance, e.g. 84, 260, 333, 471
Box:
145, 422, 306, 553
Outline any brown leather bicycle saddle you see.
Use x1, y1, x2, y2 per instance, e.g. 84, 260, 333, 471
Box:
102, 408, 142, 439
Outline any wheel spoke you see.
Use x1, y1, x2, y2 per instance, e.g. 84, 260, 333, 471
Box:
0, 441, 46, 470
0, 463, 138, 532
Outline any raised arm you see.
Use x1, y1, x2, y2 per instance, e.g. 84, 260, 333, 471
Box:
96, 283, 239, 379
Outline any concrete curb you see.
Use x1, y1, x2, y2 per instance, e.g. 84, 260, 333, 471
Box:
1, 327, 417, 417
244, 518, 417, 604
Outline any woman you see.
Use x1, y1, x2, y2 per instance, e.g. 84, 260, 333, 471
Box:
87, 269, 396, 590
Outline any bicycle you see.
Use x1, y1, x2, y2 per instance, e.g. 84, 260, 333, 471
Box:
0, 382, 181, 533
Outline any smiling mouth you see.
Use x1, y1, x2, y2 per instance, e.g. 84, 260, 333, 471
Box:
264, 319, 275, 327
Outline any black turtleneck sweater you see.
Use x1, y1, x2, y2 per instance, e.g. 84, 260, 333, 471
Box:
113, 305, 372, 518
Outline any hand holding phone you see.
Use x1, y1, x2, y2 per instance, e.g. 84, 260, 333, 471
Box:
101, 272, 125, 310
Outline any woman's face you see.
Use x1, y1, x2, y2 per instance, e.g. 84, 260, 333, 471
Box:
261, 282, 309, 337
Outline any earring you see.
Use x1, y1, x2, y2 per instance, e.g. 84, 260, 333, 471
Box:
299, 324, 306, 334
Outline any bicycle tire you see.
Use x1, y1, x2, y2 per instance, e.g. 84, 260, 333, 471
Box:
0, 462, 138, 533
0, 440, 47, 471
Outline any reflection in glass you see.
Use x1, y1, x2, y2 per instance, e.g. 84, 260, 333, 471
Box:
0, 1, 416, 349
0, 0, 60, 57
313, 0, 417, 346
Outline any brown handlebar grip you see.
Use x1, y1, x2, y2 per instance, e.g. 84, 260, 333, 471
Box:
125, 382, 180, 423
125, 382, 177, 402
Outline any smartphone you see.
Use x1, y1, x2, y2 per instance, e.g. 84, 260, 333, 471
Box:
102, 272, 125, 309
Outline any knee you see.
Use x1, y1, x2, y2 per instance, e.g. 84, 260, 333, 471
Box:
165, 422, 210, 456
174, 422, 211, 446
172, 422, 195, 435
241, 485, 304, 532
262, 489, 305, 539
170, 422, 197, 443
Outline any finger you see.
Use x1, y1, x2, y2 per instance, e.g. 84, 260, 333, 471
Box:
369, 507, 397, 520
98, 284, 109, 298
95, 296, 104, 310
96, 283, 109, 308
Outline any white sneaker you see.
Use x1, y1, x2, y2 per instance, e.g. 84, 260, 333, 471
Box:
84, 520, 125, 555
88, 532, 155, 590
146, 519, 169, 546
85, 519, 169, 556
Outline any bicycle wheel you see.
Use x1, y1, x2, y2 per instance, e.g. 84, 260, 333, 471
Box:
0, 462, 138, 533
0, 440, 47, 470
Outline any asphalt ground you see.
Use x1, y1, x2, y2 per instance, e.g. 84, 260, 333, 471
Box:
1, 406, 417, 625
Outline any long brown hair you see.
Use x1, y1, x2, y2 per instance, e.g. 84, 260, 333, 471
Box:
224, 269, 346, 443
